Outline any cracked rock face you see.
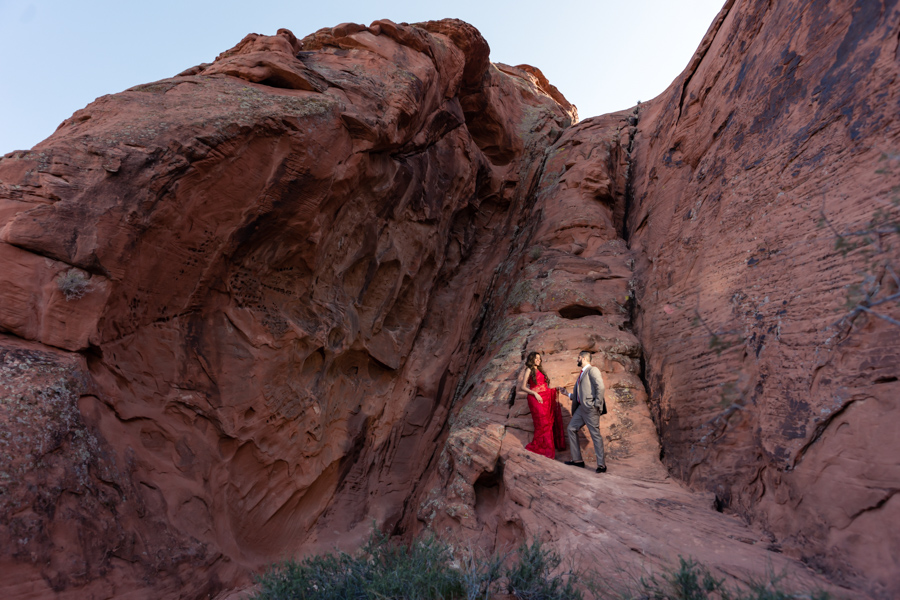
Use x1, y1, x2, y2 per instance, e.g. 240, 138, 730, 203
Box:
0, 3, 898, 599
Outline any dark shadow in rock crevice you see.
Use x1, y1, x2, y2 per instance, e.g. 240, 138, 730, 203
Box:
558, 304, 603, 319
474, 460, 505, 529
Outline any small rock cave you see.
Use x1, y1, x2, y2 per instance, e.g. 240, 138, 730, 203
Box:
557, 304, 603, 319
473, 461, 505, 527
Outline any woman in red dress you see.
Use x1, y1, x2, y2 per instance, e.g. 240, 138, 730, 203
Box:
519, 351, 565, 459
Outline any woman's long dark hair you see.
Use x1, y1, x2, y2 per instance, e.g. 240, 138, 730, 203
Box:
525, 351, 550, 386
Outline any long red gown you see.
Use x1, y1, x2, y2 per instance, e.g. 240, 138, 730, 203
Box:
525, 370, 566, 459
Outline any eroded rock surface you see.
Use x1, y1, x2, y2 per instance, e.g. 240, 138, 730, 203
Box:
404, 1, 899, 598
0, 19, 574, 597
412, 113, 847, 597
626, 0, 900, 596
0, 3, 897, 599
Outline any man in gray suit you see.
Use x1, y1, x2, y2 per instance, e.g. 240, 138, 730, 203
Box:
560, 351, 607, 473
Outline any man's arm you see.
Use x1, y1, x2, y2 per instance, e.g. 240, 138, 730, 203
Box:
588, 366, 604, 404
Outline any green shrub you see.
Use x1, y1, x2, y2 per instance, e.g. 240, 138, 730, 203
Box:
505, 538, 582, 600
249, 530, 466, 600
459, 546, 506, 600
634, 557, 726, 600
249, 536, 832, 600
589, 555, 834, 600
249, 534, 579, 600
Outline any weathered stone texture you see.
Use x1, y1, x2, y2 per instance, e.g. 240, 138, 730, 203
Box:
0, 19, 573, 597
627, 1, 900, 596
1, 3, 898, 598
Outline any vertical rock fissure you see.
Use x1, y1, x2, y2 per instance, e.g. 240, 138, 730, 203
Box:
615, 104, 663, 459
394, 91, 576, 537
621, 103, 642, 245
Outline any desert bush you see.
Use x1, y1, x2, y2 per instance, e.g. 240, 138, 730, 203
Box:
249, 534, 578, 600
56, 269, 90, 300
459, 546, 506, 600
587, 555, 833, 600
249, 535, 832, 600
630, 556, 726, 600
505, 538, 582, 600
249, 529, 466, 600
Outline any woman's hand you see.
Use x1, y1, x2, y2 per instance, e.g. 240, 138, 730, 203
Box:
524, 386, 543, 402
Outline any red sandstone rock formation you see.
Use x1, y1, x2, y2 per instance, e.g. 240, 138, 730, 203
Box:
0, 19, 574, 598
0, 3, 897, 599
627, 1, 900, 596
409, 112, 848, 598
405, 1, 899, 598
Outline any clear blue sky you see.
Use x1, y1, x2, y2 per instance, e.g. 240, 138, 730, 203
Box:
0, 0, 725, 153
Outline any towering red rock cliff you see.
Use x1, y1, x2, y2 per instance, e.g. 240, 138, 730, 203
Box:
0, 2, 898, 599
627, 1, 900, 595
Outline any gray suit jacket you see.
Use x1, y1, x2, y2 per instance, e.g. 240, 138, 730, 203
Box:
574, 365, 606, 412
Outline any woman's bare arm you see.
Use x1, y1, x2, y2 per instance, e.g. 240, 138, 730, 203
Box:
518, 368, 541, 402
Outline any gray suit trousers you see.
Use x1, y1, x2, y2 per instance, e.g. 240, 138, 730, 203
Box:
567, 403, 606, 466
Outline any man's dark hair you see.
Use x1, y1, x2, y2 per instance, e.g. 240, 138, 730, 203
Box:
578, 350, 592, 359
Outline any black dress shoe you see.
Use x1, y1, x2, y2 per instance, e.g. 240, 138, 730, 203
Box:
596, 465, 607, 473
564, 460, 585, 468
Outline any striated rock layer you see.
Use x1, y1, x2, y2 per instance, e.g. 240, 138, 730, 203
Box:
626, 0, 900, 596
0, 3, 897, 599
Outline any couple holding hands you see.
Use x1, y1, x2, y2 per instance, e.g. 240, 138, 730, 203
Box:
518, 350, 607, 473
